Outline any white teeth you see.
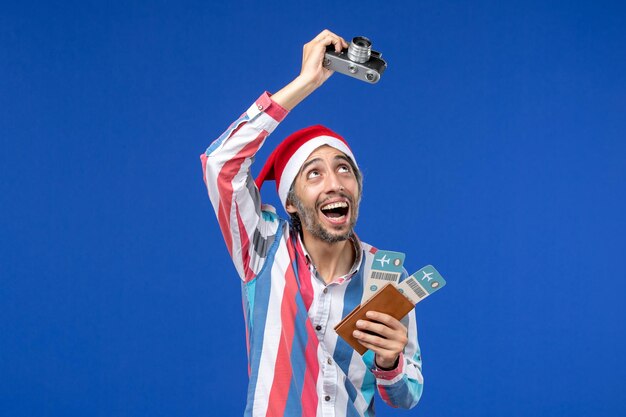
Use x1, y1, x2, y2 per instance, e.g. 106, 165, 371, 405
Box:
321, 201, 348, 210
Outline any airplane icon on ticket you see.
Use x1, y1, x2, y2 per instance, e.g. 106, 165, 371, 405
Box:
375, 255, 391, 267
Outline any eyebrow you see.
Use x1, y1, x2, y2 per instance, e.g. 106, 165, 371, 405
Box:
334, 155, 352, 164
300, 157, 322, 174
299, 154, 353, 177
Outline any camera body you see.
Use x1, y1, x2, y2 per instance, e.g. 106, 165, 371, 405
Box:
323, 36, 387, 84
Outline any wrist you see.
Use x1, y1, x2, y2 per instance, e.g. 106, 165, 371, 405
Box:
271, 76, 318, 111
375, 355, 400, 371
291, 75, 320, 94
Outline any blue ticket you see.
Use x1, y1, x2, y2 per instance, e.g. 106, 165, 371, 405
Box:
363, 250, 406, 301
397, 265, 446, 304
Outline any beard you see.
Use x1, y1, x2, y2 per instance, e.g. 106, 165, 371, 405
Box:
290, 191, 359, 244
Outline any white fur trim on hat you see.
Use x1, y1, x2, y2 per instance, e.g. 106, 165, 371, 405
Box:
277, 135, 357, 208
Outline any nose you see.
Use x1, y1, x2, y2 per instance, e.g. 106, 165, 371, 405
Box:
325, 170, 343, 193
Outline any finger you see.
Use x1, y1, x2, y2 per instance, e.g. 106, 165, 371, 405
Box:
354, 338, 396, 356
356, 334, 404, 355
338, 36, 349, 49
330, 35, 346, 52
313, 29, 334, 42
353, 329, 398, 350
318, 34, 338, 46
356, 319, 405, 341
316, 34, 344, 53
366, 311, 406, 331
335, 37, 346, 52
356, 319, 389, 338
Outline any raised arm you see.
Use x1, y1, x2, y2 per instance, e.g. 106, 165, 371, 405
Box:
201, 30, 348, 282
201, 93, 287, 282
272, 29, 348, 110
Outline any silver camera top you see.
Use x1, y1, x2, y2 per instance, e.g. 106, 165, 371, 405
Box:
324, 36, 387, 84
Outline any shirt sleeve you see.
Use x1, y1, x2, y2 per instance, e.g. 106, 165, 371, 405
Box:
200, 92, 288, 282
370, 308, 424, 409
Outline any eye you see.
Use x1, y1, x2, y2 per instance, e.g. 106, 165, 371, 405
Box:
338, 164, 351, 173
306, 169, 320, 179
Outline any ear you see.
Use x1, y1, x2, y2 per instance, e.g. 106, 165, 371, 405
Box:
286, 199, 298, 214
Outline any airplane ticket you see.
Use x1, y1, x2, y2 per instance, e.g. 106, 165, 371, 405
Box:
397, 265, 446, 304
363, 250, 406, 301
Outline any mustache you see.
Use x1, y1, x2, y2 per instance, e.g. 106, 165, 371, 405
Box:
316, 192, 354, 209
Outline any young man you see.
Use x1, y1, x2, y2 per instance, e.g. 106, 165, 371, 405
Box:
202, 30, 423, 417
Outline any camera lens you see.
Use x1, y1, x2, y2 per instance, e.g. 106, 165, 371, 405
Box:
348, 36, 372, 63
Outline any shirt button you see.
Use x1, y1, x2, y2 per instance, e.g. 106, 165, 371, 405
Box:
257, 104, 263, 110
316, 325, 322, 331
324, 395, 331, 402
323, 288, 328, 294
327, 358, 332, 365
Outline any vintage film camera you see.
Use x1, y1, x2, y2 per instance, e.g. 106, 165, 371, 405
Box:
323, 36, 387, 84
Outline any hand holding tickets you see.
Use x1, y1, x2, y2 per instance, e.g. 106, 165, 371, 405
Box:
334, 250, 446, 355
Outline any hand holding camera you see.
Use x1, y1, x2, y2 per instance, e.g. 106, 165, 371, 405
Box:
323, 36, 387, 83
299, 29, 349, 89
271, 30, 386, 111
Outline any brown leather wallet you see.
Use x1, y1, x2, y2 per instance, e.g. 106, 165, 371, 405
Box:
334, 283, 415, 355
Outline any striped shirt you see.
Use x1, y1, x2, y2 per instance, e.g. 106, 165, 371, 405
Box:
201, 92, 424, 416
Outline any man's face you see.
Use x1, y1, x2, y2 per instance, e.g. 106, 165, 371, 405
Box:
286, 145, 361, 243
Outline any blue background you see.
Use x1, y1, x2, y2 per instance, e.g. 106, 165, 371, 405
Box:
2, 1, 625, 416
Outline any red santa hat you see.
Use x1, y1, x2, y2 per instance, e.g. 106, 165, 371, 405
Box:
255, 125, 358, 209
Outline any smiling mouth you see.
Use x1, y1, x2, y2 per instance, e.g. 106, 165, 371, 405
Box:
320, 201, 349, 220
